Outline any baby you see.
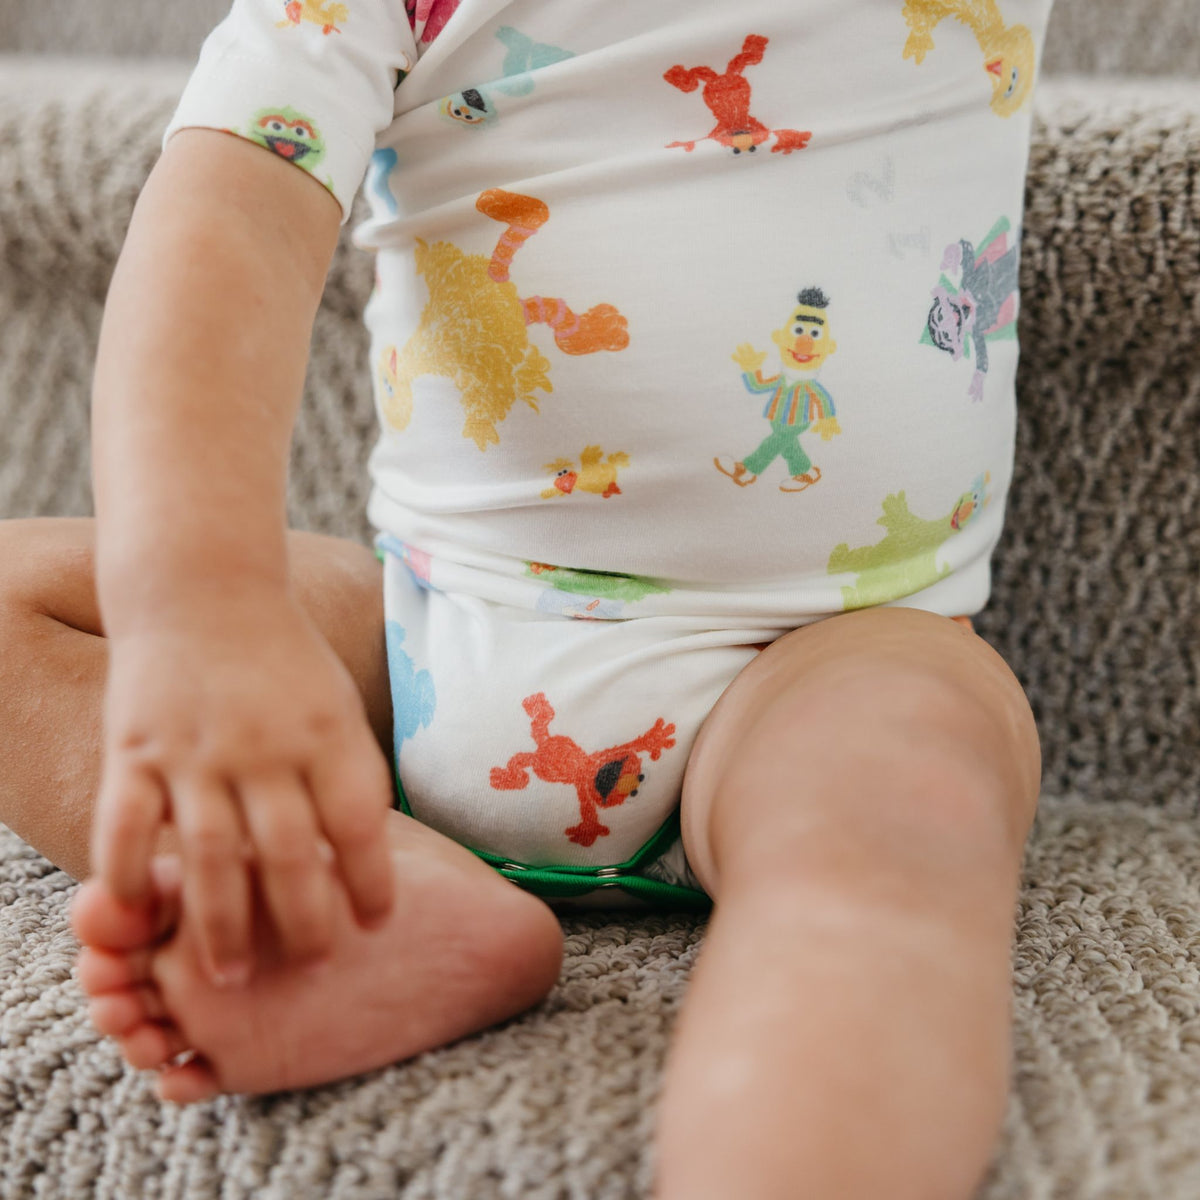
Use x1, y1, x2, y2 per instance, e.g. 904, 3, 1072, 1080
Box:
0, 1, 1053, 1196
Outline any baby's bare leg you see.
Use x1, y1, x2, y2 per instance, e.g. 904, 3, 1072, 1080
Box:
3, 516, 563, 1100
659, 607, 1040, 1200
0, 517, 392, 878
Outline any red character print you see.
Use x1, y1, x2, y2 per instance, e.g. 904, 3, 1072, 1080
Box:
664, 34, 811, 156
489, 693, 676, 848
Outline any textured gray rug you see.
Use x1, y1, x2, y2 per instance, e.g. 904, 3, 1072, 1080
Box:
4, 797, 1200, 1199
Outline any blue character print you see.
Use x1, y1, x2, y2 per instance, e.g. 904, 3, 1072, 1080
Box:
535, 589, 626, 620
493, 26, 574, 96
437, 27, 574, 129
369, 147, 399, 216
385, 619, 436, 759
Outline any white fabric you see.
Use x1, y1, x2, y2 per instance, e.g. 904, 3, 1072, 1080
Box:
164, 0, 1054, 868
165, 0, 1054, 627
382, 543, 769, 872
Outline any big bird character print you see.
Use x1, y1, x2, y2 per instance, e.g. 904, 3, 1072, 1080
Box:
715, 289, 841, 494
901, 0, 1036, 117
380, 190, 629, 451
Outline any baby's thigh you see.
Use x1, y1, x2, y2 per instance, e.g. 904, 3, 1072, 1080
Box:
680, 606, 1041, 897
0, 517, 391, 749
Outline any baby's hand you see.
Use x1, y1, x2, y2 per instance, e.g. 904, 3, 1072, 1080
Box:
93, 594, 395, 986
732, 343, 767, 373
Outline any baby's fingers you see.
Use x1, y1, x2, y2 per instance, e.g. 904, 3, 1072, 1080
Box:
173, 776, 252, 987
93, 763, 167, 904
308, 740, 395, 929
240, 771, 333, 963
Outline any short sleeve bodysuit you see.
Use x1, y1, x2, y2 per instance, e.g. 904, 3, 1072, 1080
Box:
166, 0, 1055, 627
164, 1, 1055, 898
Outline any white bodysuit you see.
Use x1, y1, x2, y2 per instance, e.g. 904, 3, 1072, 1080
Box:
165, 0, 1054, 903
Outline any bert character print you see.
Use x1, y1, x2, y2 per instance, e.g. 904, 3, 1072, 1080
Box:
715, 288, 841, 493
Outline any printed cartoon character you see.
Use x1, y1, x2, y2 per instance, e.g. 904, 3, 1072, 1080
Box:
277, 0, 348, 35
385, 621, 436, 759
369, 147, 399, 215
247, 108, 326, 172
541, 446, 629, 499
901, 1, 1035, 117
494, 26, 574, 95
923, 218, 1019, 401
534, 591, 626, 620
384, 189, 629, 449
827, 474, 991, 609
439, 89, 499, 128
664, 34, 811, 156
377, 533, 434, 588
407, 0, 460, 46
438, 28, 574, 129
527, 563, 672, 606
490, 693, 676, 847
715, 288, 841, 493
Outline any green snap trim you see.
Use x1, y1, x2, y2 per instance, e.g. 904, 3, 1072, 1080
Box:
393, 767, 709, 909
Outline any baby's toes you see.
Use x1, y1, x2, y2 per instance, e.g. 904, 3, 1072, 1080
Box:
154, 1057, 222, 1105
117, 1020, 192, 1071
76, 945, 154, 995
88, 983, 169, 1037
70, 879, 161, 951
71, 855, 184, 953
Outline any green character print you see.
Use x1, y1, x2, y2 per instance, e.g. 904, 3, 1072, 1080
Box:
526, 562, 672, 604
827, 474, 991, 609
715, 288, 842, 494
248, 107, 326, 173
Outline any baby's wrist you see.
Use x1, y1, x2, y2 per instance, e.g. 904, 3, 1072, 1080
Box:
101, 571, 294, 644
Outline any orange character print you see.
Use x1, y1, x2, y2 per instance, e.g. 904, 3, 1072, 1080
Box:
490, 693, 676, 848
664, 34, 812, 156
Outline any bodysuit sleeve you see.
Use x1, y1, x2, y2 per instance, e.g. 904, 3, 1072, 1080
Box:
162, 0, 418, 223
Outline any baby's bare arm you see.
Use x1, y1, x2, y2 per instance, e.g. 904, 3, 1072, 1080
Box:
93, 128, 337, 618
91, 129, 394, 985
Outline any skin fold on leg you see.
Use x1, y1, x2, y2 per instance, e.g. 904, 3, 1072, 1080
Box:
658, 606, 1041, 1200
1, 516, 563, 1099
0, 517, 394, 878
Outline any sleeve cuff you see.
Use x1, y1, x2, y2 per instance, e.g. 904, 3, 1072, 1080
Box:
162, 48, 380, 224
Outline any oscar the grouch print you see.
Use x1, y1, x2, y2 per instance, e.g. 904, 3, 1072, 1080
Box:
247, 107, 326, 173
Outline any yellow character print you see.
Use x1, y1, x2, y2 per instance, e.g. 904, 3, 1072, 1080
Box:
387, 190, 629, 451
541, 446, 630, 499
377, 345, 406, 429
716, 288, 841, 494
901, 1, 1035, 117
277, 0, 349, 35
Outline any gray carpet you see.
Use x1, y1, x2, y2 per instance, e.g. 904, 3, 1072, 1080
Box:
5, 798, 1200, 1199
1, 17, 1199, 1200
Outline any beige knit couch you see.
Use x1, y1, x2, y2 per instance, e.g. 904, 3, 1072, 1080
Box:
1, 4, 1199, 1197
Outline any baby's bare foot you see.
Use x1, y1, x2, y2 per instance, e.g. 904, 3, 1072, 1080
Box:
73, 813, 564, 1102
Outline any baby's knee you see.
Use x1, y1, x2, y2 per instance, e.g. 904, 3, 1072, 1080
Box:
760, 611, 1035, 795
685, 610, 1041, 889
